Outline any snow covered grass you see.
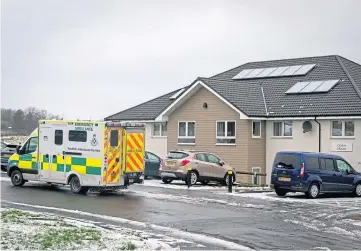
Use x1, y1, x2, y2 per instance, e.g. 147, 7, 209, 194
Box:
0, 208, 178, 250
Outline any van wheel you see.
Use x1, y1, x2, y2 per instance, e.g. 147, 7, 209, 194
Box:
306, 183, 319, 199
69, 176, 88, 194
162, 178, 173, 184
11, 170, 25, 186
353, 183, 361, 197
275, 188, 287, 196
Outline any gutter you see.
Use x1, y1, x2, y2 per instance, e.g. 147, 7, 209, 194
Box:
314, 117, 321, 152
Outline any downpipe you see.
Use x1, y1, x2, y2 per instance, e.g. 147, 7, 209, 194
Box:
314, 117, 321, 152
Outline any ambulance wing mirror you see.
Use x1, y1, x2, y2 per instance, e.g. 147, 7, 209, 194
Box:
16, 145, 21, 154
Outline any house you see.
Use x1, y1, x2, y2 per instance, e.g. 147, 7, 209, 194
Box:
105, 55, 361, 185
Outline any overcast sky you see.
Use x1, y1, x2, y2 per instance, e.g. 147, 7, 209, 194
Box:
1, 0, 361, 120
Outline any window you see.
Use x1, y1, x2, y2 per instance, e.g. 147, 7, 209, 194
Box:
207, 154, 220, 164
152, 123, 167, 137
146, 152, 159, 162
178, 122, 195, 144
69, 130, 87, 142
273, 154, 299, 169
320, 158, 335, 171
273, 121, 293, 137
252, 121, 261, 137
216, 121, 236, 144
195, 153, 207, 162
110, 130, 119, 147
166, 151, 189, 159
252, 167, 261, 185
304, 157, 320, 169
331, 121, 354, 137
54, 130, 63, 145
336, 159, 353, 174
22, 137, 38, 154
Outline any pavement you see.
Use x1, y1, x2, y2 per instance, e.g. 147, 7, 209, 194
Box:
1, 172, 361, 250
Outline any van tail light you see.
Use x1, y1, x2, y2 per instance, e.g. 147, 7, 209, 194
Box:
180, 159, 190, 166
300, 162, 305, 177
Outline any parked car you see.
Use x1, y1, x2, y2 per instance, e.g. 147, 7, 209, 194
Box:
1, 142, 19, 171
144, 151, 162, 179
159, 149, 236, 186
270, 151, 361, 199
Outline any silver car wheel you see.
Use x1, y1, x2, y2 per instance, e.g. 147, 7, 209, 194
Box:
356, 184, 361, 196
310, 184, 319, 198
190, 172, 197, 185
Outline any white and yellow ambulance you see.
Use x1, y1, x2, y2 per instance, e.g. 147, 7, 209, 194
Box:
7, 120, 145, 194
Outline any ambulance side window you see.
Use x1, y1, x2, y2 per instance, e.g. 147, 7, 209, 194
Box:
69, 130, 87, 142
54, 130, 63, 145
110, 130, 119, 147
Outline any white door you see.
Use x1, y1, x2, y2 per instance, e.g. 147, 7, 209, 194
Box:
39, 126, 52, 180
50, 124, 67, 182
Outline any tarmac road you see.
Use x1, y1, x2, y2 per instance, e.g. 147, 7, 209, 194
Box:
1, 173, 361, 250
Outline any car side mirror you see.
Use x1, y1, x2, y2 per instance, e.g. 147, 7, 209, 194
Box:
219, 160, 225, 166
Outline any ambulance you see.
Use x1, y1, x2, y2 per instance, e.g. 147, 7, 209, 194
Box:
7, 120, 145, 194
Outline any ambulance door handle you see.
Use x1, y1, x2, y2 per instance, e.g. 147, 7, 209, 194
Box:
45, 154, 49, 158
52, 155, 57, 160
116, 158, 120, 162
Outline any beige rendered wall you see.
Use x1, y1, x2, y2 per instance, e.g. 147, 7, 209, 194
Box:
145, 123, 168, 159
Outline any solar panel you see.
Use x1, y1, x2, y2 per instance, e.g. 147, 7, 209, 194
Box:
243, 68, 265, 78
256, 67, 277, 77
299, 81, 324, 93
169, 88, 185, 100
281, 65, 303, 76
268, 66, 290, 77
285, 81, 310, 94
314, 80, 339, 92
232, 69, 253, 79
293, 64, 316, 75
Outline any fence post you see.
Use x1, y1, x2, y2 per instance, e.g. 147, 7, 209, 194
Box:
187, 167, 192, 188
228, 170, 233, 193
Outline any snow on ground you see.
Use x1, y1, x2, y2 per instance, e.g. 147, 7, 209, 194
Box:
138, 179, 271, 192
0, 208, 180, 250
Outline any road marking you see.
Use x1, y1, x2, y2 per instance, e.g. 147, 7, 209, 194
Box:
2, 200, 252, 250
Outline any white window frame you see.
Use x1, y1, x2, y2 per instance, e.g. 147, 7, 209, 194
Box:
178, 121, 196, 145
252, 121, 261, 138
331, 120, 355, 138
216, 120, 236, 145
272, 121, 293, 138
152, 122, 167, 137
252, 167, 261, 185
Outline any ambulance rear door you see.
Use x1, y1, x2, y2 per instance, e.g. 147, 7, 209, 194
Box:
123, 128, 145, 176
105, 127, 122, 184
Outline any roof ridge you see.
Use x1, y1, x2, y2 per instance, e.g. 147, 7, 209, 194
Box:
335, 55, 361, 100
210, 54, 339, 79
104, 86, 188, 120
336, 55, 361, 67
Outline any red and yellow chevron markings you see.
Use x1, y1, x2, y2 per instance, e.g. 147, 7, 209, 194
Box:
103, 127, 109, 184
107, 129, 122, 183
126, 133, 144, 173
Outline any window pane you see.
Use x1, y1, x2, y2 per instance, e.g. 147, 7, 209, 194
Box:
217, 122, 225, 137
110, 130, 119, 147
336, 159, 352, 173
188, 122, 195, 137
284, 121, 292, 136
304, 157, 319, 169
207, 154, 220, 164
323, 158, 335, 171
54, 130, 63, 145
216, 138, 236, 144
178, 138, 195, 144
195, 153, 207, 162
153, 123, 161, 136
161, 123, 168, 136
27, 137, 38, 153
178, 122, 186, 137
69, 130, 87, 142
332, 121, 342, 136
253, 121, 260, 136
147, 152, 159, 161
345, 121, 354, 136
273, 122, 282, 136
227, 122, 235, 137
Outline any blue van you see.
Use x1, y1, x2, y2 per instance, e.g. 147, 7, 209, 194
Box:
270, 151, 361, 199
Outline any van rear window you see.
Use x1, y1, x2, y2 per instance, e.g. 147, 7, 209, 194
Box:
166, 152, 189, 159
274, 154, 300, 169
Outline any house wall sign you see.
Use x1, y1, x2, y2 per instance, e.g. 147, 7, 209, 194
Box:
331, 143, 353, 152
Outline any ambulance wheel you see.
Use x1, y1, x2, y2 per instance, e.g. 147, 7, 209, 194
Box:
11, 170, 25, 186
69, 176, 88, 194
